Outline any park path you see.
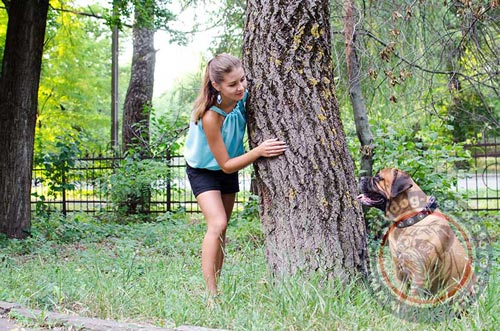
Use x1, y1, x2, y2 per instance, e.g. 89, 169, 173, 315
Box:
0, 301, 226, 331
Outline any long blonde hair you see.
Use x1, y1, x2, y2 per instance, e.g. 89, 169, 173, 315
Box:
192, 53, 242, 124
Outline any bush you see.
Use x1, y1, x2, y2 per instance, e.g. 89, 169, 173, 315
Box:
98, 154, 169, 218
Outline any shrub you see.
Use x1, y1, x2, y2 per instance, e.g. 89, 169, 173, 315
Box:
98, 154, 169, 218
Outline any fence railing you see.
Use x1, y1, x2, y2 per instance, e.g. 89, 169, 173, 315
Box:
31, 154, 254, 214
459, 135, 500, 211
31, 138, 500, 214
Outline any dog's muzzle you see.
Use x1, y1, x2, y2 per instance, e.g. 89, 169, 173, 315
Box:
357, 176, 387, 211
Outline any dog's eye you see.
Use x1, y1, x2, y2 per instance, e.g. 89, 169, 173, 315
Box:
374, 174, 383, 182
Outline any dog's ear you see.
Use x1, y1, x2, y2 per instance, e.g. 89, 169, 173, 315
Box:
390, 170, 413, 198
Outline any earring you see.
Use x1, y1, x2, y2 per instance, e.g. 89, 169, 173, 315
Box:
217, 93, 222, 105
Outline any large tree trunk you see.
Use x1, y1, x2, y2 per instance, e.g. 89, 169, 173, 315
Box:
0, 0, 49, 238
122, 4, 155, 154
120, 4, 155, 215
243, 0, 367, 279
343, 0, 373, 178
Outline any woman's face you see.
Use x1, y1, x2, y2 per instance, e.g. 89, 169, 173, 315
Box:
213, 66, 247, 104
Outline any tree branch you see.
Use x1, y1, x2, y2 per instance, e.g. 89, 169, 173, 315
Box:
48, 3, 133, 28
361, 29, 499, 91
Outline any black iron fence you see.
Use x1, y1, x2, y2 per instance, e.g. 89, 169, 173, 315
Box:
31, 138, 500, 214
459, 135, 500, 211
31, 154, 254, 214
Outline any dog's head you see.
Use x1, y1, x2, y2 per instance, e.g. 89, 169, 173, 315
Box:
357, 168, 425, 218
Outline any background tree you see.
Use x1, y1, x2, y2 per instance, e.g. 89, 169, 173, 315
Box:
122, 1, 157, 154
342, 0, 373, 178
0, 0, 49, 238
115, 0, 176, 215
243, 0, 367, 278
115, 0, 178, 154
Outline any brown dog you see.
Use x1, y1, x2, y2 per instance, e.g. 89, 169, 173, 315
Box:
358, 168, 474, 301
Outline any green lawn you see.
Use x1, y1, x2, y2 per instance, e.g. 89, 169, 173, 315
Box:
1, 210, 498, 331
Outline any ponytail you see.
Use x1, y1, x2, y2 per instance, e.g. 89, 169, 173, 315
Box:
192, 64, 217, 124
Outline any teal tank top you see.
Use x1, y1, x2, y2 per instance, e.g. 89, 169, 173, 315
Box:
184, 92, 248, 170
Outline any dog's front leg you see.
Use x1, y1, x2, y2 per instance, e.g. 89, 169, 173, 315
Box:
409, 276, 425, 297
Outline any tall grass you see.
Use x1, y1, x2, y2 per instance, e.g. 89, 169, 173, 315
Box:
0, 211, 498, 330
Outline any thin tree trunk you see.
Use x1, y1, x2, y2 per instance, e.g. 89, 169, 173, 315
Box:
243, 0, 367, 279
0, 0, 49, 238
122, 5, 155, 155
343, 0, 374, 178
121, 4, 155, 215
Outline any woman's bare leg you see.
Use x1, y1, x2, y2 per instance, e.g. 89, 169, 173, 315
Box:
215, 193, 236, 274
197, 191, 235, 295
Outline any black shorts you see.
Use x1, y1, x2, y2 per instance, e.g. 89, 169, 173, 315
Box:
186, 163, 239, 197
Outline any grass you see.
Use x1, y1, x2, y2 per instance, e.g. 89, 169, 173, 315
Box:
0, 210, 499, 331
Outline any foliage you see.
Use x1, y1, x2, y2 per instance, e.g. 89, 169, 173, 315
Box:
335, 0, 498, 200
152, 71, 200, 155
32, 138, 82, 216
448, 88, 500, 141
207, 0, 246, 56
119, 101, 190, 157
372, 118, 470, 205
0, 211, 498, 330
35, 139, 81, 196
151, 91, 198, 154
234, 194, 260, 222
39, 213, 120, 247
332, 0, 499, 146
0, 8, 6, 65
37, 1, 112, 155
98, 154, 169, 217
149, 107, 188, 156
346, 106, 473, 234
109, 0, 186, 44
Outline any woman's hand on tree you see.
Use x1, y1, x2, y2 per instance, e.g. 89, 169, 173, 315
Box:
257, 138, 287, 158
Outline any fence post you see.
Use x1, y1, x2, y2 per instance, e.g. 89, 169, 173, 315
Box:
62, 169, 67, 216
166, 150, 171, 212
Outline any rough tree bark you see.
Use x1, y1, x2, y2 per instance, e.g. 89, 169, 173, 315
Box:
0, 0, 49, 238
243, 0, 367, 279
120, 3, 156, 215
343, 0, 374, 178
122, 4, 156, 154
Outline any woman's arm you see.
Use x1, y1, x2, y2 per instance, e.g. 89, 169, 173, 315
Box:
203, 112, 287, 174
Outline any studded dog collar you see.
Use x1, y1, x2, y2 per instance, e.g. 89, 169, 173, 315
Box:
395, 196, 438, 228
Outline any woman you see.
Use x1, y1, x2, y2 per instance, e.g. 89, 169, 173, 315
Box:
184, 53, 287, 296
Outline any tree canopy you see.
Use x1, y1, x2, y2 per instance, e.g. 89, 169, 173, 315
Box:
0, 0, 498, 239
37, 2, 112, 154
